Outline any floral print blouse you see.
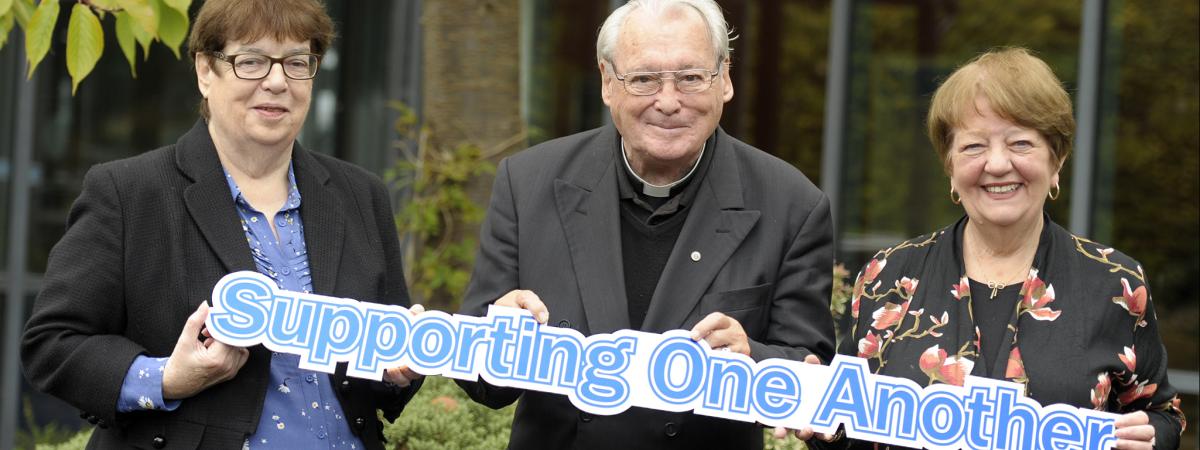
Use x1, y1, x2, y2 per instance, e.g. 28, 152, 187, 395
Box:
839, 215, 1185, 449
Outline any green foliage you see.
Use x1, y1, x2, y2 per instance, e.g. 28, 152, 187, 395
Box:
17, 397, 83, 450
829, 263, 853, 340
383, 376, 514, 450
388, 101, 496, 307
0, 0, 193, 92
65, 3, 102, 94
33, 428, 91, 450
23, 0, 57, 78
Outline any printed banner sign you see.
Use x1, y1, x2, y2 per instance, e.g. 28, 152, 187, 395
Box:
207, 271, 1118, 449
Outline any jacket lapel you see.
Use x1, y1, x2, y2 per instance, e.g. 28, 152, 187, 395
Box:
292, 144, 344, 296
554, 127, 630, 334
178, 121, 256, 274
642, 131, 760, 332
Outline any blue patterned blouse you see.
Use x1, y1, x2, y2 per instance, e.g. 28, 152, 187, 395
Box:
117, 165, 364, 449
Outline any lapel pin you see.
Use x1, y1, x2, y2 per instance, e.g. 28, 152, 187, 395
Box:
690, 251, 702, 262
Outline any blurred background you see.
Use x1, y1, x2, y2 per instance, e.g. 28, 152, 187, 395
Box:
0, 0, 1195, 448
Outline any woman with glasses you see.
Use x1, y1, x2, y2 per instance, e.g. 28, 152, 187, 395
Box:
22, 0, 421, 448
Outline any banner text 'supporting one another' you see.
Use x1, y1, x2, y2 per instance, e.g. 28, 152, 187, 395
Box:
206, 271, 1119, 450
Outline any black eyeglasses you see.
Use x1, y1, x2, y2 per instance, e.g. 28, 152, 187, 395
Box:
210, 52, 321, 80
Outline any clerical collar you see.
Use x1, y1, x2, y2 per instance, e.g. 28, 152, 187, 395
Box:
620, 140, 706, 198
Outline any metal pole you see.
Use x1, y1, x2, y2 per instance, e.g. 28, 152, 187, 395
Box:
2, 36, 39, 450
1070, 0, 1106, 236
820, 0, 853, 233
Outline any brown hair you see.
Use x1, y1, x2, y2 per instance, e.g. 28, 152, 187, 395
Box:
188, 0, 336, 118
927, 47, 1074, 175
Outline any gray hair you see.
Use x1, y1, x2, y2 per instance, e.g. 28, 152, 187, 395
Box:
596, 0, 733, 68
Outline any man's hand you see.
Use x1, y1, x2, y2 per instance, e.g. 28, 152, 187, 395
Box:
494, 290, 549, 324
382, 304, 427, 387
690, 312, 750, 356
1113, 411, 1155, 450
162, 302, 249, 400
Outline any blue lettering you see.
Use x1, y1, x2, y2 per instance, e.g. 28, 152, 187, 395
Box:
266, 296, 316, 346
918, 391, 964, 447
703, 357, 752, 415
354, 307, 411, 374
513, 315, 538, 380
994, 386, 1038, 450
1084, 416, 1116, 450
812, 359, 872, 431
307, 303, 364, 367
408, 315, 456, 370
451, 319, 492, 376
487, 316, 516, 379
964, 387, 995, 449
649, 338, 706, 406
1040, 411, 1084, 450
752, 365, 801, 420
534, 331, 583, 388
875, 381, 919, 440
575, 337, 635, 409
210, 275, 271, 340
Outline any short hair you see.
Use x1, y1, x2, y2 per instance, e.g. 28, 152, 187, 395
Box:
596, 0, 733, 69
188, 0, 336, 119
926, 47, 1075, 175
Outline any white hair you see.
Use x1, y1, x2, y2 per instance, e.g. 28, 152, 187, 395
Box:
596, 0, 733, 68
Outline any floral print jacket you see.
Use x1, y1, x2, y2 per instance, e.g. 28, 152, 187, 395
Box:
838, 215, 1185, 449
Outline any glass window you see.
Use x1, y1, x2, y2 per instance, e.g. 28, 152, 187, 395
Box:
525, 0, 611, 143
1093, 0, 1198, 438
836, 0, 1081, 266
721, 0, 831, 178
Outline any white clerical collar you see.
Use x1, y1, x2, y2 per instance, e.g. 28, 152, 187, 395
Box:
620, 140, 706, 198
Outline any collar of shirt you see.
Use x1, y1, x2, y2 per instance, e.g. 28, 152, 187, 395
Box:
222, 163, 303, 213
616, 132, 717, 222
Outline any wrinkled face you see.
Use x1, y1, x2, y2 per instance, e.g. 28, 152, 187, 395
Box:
196, 37, 313, 151
949, 97, 1060, 229
600, 7, 733, 175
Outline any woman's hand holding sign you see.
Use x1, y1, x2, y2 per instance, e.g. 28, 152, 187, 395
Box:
383, 304, 428, 387
162, 302, 250, 400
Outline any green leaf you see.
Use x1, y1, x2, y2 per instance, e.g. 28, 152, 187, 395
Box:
0, 0, 12, 21
161, 0, 188, 16
11, 0, 31, 28
115, 0, 156, 38
24, 0, 58, 79
89, 0, 120, 10
114, 11, 137, 77
155, 0, 187, 58
0, 12, 13, 49
66, 3, 103, 94
125, 5, 153, 58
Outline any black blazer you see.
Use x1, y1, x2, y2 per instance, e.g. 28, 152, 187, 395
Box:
457, 125, 836, 450
830, 216, 1185, 450
22, 121, 418, 449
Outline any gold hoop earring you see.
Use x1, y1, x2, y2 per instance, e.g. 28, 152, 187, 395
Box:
1048, 183, 1060, 200
950, 187, 961, 205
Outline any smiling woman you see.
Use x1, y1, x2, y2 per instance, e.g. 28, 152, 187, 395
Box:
19, 0, 423, 448
826, 48, 1186, 450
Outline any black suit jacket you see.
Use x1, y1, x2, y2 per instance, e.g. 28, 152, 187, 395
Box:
458, 126, 836, 450
22, 121, 418, 449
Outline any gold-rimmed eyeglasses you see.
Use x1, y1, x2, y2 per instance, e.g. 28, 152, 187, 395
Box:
210, 52, 321, 80
611, 65, 721, 96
